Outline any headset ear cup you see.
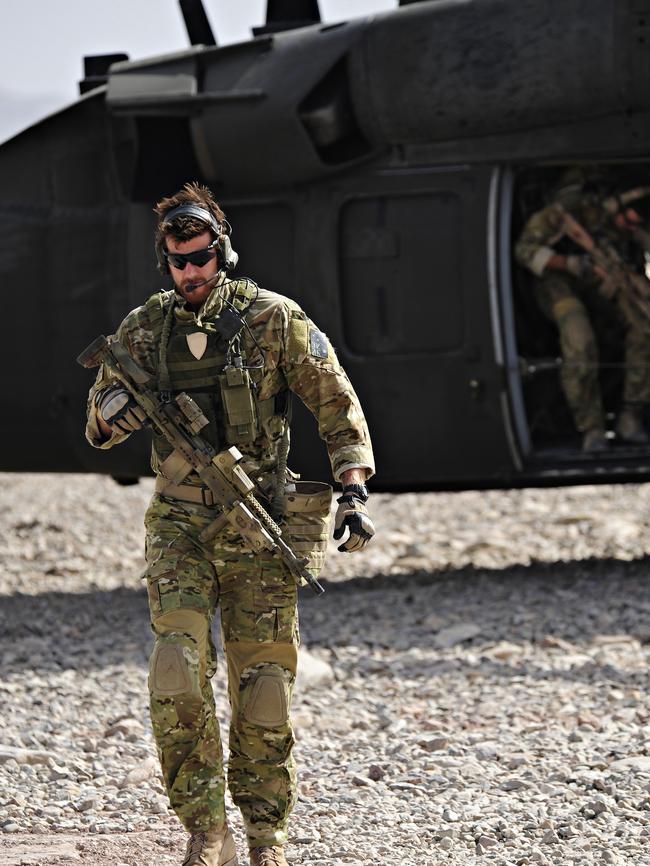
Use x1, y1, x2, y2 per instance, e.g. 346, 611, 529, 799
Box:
155, 240, 170, 275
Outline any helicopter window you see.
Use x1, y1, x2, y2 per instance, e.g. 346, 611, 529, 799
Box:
298, 59, 372, 166
339, 192, 463, 356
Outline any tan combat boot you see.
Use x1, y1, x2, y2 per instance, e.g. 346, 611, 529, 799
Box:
182, 825, 238, 866
249, 846, 289, 866
616, 404, 650, 445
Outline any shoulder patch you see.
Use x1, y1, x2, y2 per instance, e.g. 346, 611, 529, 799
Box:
287, 313, 308, 362
309, 328, 329, 359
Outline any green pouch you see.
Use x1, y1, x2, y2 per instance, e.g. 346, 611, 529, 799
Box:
282, 481, 333, 581
219, 366, 258, 443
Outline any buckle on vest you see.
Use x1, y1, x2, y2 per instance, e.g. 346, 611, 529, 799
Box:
201, 487, 216, 508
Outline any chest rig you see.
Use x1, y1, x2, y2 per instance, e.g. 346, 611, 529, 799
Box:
145, 280, 279, 479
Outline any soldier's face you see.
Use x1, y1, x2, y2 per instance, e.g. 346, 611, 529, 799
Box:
165, 230, 220, 308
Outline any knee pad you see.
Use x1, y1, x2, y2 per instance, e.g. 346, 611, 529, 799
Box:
150, 636, 201, 698
149, 610, 208, 700
241, 663, 292, 729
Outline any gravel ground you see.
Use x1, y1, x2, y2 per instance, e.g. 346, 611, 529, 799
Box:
2, 474, 650, 865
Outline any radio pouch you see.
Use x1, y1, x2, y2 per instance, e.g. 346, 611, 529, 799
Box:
219, 363, 258, 443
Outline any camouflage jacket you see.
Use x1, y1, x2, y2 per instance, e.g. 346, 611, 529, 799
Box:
515, 187, 635, 277
85, 276, 375, 484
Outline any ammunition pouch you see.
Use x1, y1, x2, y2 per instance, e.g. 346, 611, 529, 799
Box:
218, 362, 288, 445
282, 481, 333, 581
219, 364, 259, 444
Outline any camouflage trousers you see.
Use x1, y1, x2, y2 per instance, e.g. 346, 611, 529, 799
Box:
143, 493, 299, 847
534, 273, 650, 431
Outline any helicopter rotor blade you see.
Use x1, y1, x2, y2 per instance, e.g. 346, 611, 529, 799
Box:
254, 0, 321, 35
179, 0, 217, 46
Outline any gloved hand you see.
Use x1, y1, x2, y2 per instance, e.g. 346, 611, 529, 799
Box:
333, 487, 375, 553
565, 254, 591, 278
96, 385, 147, 434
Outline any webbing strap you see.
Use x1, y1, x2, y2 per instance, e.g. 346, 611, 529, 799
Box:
257, 396, 277, 422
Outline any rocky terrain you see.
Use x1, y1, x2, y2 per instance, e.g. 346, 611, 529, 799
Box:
1, 473, 650, 865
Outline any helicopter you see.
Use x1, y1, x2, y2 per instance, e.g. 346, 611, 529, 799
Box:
3, 0, 650, 491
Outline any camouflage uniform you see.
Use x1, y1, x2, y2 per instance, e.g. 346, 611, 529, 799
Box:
516, 187, 650, 432
85, 277, 374, 846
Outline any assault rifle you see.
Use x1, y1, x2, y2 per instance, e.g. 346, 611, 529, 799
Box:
77, 334, 324, 595
554, 202, 650, 326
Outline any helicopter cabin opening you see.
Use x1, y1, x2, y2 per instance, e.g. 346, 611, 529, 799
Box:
510, 162, 650, 462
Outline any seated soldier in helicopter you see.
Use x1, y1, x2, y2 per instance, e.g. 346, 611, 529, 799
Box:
516, 171, 650, 452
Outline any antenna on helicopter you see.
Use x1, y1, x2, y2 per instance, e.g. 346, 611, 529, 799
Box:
253, 0, 321, 36
179, 0, 217, 46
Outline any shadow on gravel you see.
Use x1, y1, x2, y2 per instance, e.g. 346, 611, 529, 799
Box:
2, 556, 650, 684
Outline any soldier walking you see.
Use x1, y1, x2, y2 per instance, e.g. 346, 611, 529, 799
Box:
516, 172, 650, 451
84, 182, 375, 866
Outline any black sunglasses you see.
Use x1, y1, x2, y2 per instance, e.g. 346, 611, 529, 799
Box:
164, 240, 218, 270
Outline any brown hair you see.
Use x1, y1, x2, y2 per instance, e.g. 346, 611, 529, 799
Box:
153, 182, 227, 273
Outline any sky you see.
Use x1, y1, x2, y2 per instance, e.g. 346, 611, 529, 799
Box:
0, 0, 397, 143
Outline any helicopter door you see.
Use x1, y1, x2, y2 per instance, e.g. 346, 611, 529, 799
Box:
332, 165, 522, 488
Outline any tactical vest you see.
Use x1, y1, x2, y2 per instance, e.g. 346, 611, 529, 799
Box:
144, 280, 284, 478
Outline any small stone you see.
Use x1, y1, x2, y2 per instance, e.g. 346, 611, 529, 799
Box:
423, 613, 446, 631
501, 779, 529, 791
439, 837, 453, 850
351, 774, 371, 787
119, 756, 158, 789
475, 742, 500, 760
367, 764, 384, 781
2, 823, 20, 833
433, 623, 481, 648
419, 737, 449, 752
583, 799, 608, 816
296, 648, 334, 690
483, 641, 524, 661
476, 834, 498, 849
577, 712, 602, 730
443, 808, 460, 822
294, 830, 321, 844
49, 763, 73, 780
506, 754, 530, 769
608, 756, 650, 774
74, 796, 99, 812
103, 717, 144, 738
541, 830, 560, 844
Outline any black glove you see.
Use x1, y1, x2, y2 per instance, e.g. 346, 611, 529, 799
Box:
333, 486, 375, 553
96, 385, 146, 434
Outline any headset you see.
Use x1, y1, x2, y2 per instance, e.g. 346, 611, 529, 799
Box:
156, 203, 239, 274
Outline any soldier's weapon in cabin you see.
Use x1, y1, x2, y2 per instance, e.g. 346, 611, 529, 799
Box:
554, 202, 650, 326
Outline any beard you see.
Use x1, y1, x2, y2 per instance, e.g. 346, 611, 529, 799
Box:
178, 271, 219, 294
